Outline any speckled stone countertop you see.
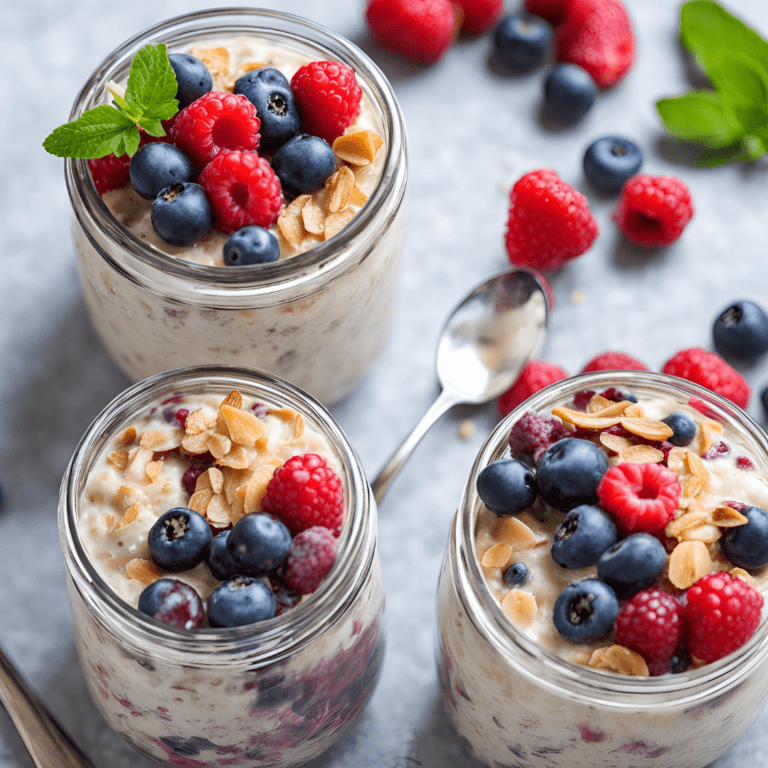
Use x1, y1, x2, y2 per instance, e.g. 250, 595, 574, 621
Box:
2, 0, 768, 766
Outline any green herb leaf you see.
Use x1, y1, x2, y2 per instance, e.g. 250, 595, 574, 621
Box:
656, 91, 742, 149
42, 104, 139, 158
125, 43, 179, 118
708, 51, 768, 133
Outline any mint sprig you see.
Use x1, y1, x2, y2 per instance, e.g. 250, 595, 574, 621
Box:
656, 0, 768, 165
44, 43, 178, 159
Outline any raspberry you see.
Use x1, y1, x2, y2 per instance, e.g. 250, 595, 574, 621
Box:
683, 572, 763, 663
524, 0, 568, 26
555, 0, 635, 88
170, 92, 260, 169
662, 348, 750, 409
282, 526, 339, 595
365, 0, 458, 64
612, 174, 693, 247
455, 0, 503, 34
597, 462, 681, 535
505, 169, 598, 271
290, 61, 362, 144
199, 151, 283, 233
615, 589, 683, 675
88, 153, 130, 195
508, 411, 569, 465
580, 351, 649, 373
262, 453, 344, 536
497, 360, 569, 417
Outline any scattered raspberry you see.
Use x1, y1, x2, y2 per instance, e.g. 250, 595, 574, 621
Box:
615, 589, 683, 676
455, 0, 503, 33
612, 174, 693, 247
263, 453, 344, 536
508, 411, 569, 465
505, 169, 598, 271
683, 572, 763, 663
290, 60, 362, 144
498, 360, 569, 416
597, 462, 681, 535
524, 0, 568, 25
662, 348, 750, 409
170, 92, 260, 169
737, 456, 756, 470
702, 440, 731, 461
199, 151, 283, 233
282, 526, 339, 595
724, 500, 746, 510
580, 351, 649, 373
88, 153, 130, 195
555, 0, 635, 88
365, 0, 459, 64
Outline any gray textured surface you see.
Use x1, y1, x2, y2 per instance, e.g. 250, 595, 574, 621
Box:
2, 0, 768, 766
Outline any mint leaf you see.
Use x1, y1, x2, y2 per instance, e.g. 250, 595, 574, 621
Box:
125, 43, 178, 118
708, 51, 768, 132
656, 91, 742, 149
43, 104, 139, 158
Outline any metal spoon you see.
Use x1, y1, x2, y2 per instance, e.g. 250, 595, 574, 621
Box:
371, 267, 550, 503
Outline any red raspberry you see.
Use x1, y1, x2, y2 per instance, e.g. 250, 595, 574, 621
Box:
508, 411, 570, 465
497, 360, 568, 416
612, 174, 694, 247
290, 61, 362, 144
282, 526, 339, 595
365, 0, 458, 64
662, 348, 750, 409
88, 153, 130, 195
454, 0, 503, 34
580, 351, 649, 373
199, 151, 283, 233
263, 453, 344, 536
170, 92, 260, 169
505, 169, 599, 271
555, 0, 635, 88
597, 462, 681, 535
683, 572, 763, 663
615, 589, 683, 676
524, 0, 568, 26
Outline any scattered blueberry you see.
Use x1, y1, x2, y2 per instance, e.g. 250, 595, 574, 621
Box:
138, 578, 205, 630
721, 505, 768, 569
168, 53, 213, 109
712, 300, 768, 360
151, 182, 213, 246
551, 505, 618, 569
476, 458, 537, 516
207, 576, 277, 627
596, 533, 666, 598
583, 136, 643, 193
661, 411, 697, 447
234, 67, 302, 151
493, 12, 552, 72
130, 143, 196, 200
271, 134, 336, 196
552, 579, 618, 642
502, 561, 530, 588
543, 63, 597, 125
223, 226, 280, 266
206, 530, 241, 581
535, 438, 608, 511
669, 646, 691, 675
148, 507, 212, 572
227, 513, 292, 575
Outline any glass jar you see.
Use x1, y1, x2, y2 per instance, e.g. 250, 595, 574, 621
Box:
437, 371, 768, 768
59, 365, 384, 768
65, 9, 408, 405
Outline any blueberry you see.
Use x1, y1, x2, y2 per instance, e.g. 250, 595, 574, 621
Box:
502, 561, 529, 587
148, 507, 212, 572
226, 513, 292, 575
543, 63, 597, 125
552, 579, 618, 642
151, 182, 213, 246
596, 533, 666, 598
137, 578, 205, 630
271, 134, 336, 196
223, 226, 280, 266
234, 68, 301, 151
168, 53, 213, 109
535, 438, 608, 511
493, 12, 552, 72
207, 576, 276, 627
713, 300, 768, 360
129, 143, 196, 200
206, 530, 241, 581
551, 505, 618, 569
661, 411, 697, 447
721, 505, 768, 569
583, 136, 643, 193
762, 385, 768, 420
476, 458, 537, 516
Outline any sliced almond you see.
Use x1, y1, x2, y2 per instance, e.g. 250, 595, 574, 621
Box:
617, 444, 664, 464
242, 461, 281, 514
190, 46, 231, 85
332, 130, 383, 166
205, 494, 231, 527
599, 433, 633, 453
587, 645, 649, 676
684, 451, 710, 482
301, 194, 327, 235
217, 445, 251, 469
219, 404, 264, 447
324, 206, 356, 240
206, 432, 232, 459
145, 460, 163, 483
277, 194, 310, 248
115, 484, 147, 511
221, 389, 243, 410
586, 394, 614, 413
668, 540, 712, 589
624, 403, 645, 418
188, 488, 215, 515
619, 417, 674, 441
587, 399, 632, 418
125, 446, 154, 483
181, 432, 210, 454
348, 184, 368, 207
140, 429, 182, 452
679, 524, 721, 543
550, 406, 622, 430
666, 511, 708, 538
730, 567, 756, 586
107, 450, 130, 470
500, 590, 537, 628
326, 165, 355, 213
709, 505, 748, 527
696, 420, 724, 456
126, 558, 163, 584
491, 516, 538, 551
667, 447, 687, 475
185, 407, 217, 435
110, 503, 141, 535
481, 543, 513, 569
114, 426, 138, 448
241, 61, 266, 73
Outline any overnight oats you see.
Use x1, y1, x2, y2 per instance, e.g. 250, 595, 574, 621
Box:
58, 366, 384, 767
437, 371, 768, 768
56, 9, 408, 404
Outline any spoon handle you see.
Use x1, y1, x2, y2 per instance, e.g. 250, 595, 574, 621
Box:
0, 648, 95, 768
371, 388, 462, 505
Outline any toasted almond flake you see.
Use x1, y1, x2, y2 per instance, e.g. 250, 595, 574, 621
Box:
205, 467, 224, 495
277, 195, 310, 247
624, 404, 644, 418
324, 206, 356, 240
243, 460, 281, 513
332, 130, 382, 165
481, 543, 513, 569
219, 404, 264, 446
618, 444, 664, 464
125, 446, 154, 483
666, 511, 708, 538
107, 450, 130, 470
221, 390, 243, 410
586, 394, 614, 413
458, 419, 476, 441
696, 420, 724, 456
679, 523, 721, 543
115, 426, 138, 448
550, 406, 622, 430
710, 506, 748, 527
270, 407, 298, 423
181, 432, 210, 454
206, 432, 232, 459
348, 184, 368, 207
188, 488, 214, 515
217, 445, 251, 469
500, 590, 537, 628
205, 494, 231, 526
491, 516, 538, 551
116, 484, 147, 511
185, 408, 217, 435
587, 645, 649, 676
140, 429, 182, 452
599, 432, 633, 454
730, 567, 755, 585
326, 166, 355, 212
684, 451, 709, 482
126, 558, 163, 584
195, 470, 213, 491
290, 413, 305, 440
667, 447, 687, 474
620, 417, 674, 441
110, 504, 140, 534
681, 475, 703, 501
145, 460, 163, 483
104, 514, 116, 530
588, 400, 632, 419
190, 46, 230, 82
668, 540, 712, 589
241, 61, 266, 72
301, 195, 327, 235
